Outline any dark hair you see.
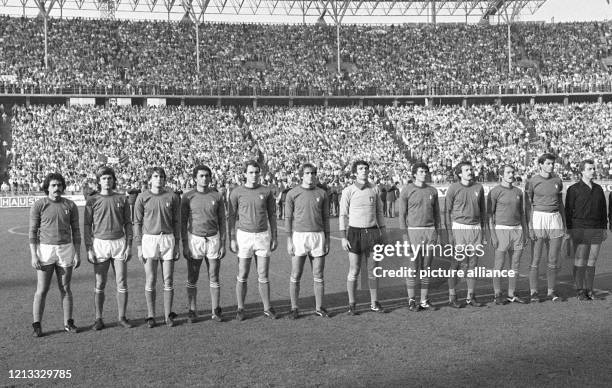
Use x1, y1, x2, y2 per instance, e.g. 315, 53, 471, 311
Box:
95, 166, 117, 190
351, 160, 370, 174
299, 163, 317, 177
192, 164, 212, 179
537, 153, 556, 165
146, 167, 166, 181
579, 159, 595, 173
244, 160, 261, 173
498, 164, 515, 177
411, 162, 430, 176
42, 173, 66, 195
454, 161, 472, 177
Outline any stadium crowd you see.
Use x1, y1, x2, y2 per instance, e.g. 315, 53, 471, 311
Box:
387, 102, 612, 182
4, 102, 612, 195
0, 16, 610, 96
6, 104, 408, 193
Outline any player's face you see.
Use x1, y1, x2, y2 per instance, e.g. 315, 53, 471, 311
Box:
245, 166, 260, 185
502, 167, 515, 184
47, 179, 63, 200
355, 164, 369, 182
302, 168, 316, 186
541, 159, 555, 174
582, 163, 595, 180
99, 174, 114, 191
149, 172, 166, 189
195, 170, 211, 188
414, 167, 428, 183
460, 165, 473, 181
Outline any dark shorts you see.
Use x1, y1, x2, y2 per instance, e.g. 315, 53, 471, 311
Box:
347, 226, 383, 255
571, 227, 605, 245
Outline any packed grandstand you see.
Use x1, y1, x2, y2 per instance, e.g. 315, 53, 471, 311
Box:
0, 17, 610, 95
0, 6, 611, 194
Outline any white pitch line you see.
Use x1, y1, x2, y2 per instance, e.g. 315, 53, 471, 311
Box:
7, 226, 29, 236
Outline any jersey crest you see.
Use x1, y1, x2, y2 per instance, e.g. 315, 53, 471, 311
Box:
259, 195, 264, 200
166, 202, 170, 207
316, 197, 320, 202
369, 196, 374, 203
474, 191, 478, 197
212, 200, 215, 205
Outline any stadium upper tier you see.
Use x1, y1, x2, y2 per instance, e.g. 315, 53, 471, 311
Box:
0, 17, 610, 96
5, 102, 612, 193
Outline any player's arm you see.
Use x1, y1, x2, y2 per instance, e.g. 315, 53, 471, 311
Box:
172, 193, 181, 260
478, 187, 488, 245
83, 198, 96, 264
217, 193, 227, 259
285, 190, 295, 256
227, 189, 238, 253
564, 185, 574, 233
322, 191, 331, 255
375, 187, 386, 241
445, 187, 455, 245
122, 196, 133, 261
487, 191, 497, 246
433, 190, 441, 232
398, 189, 410, 245
267, 189, 278, 251
339, 187, 351, 250
180, 194, 191, 259
70, 202, 81, 269
520, 192, 528, 245
525, 181, 536, 240
609, 192, 612, 230
29, 202, 42, 270
557, 181, 568, 237
133, 193, 145, 263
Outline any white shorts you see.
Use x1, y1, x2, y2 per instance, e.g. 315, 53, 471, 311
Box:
142, 234, 175, 261
38, 243, 74, 267
93, 237, 126, 262
188, 232, 221, 260
532, 211, 564, 240
292, 231, 325, 257
237, 229, 270, 259
452, 222, 482, 247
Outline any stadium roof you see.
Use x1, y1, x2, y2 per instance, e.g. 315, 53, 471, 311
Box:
0, 0, 548, 22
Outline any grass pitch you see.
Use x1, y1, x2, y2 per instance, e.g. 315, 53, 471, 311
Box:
1, 207, 612, 387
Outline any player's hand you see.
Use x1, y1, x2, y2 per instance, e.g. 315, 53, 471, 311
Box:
563, 230, 571, 240
137, 246, 146, 264
87, 249, 97, 264
31, 255, 41, 270
123, 245, 133, 262
323, 238, 330, 256
528, 228, 536, 241
73, 251, 81, 269
447, 232, 455, 247
341, 237, 351, 251
173, 246, 180, 261
183, 245, 192, 260
490, 234, 498, 250
230, 239, 237, 254
270, 236, 278, 252
379, 228, 387, 244
218, 243, 226, 260
287, 238, 295, 256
